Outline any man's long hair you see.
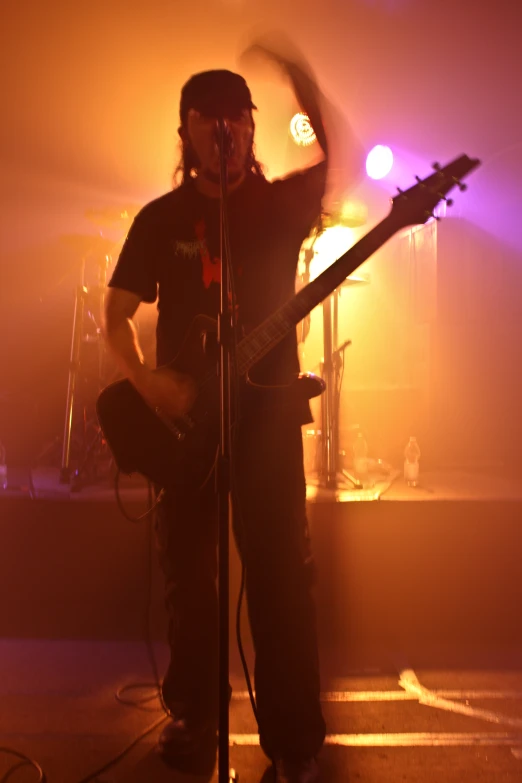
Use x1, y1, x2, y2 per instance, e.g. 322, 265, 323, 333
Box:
172, 116, 265, 187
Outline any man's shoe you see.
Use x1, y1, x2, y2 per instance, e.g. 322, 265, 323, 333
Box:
157, 705, 216, 761
273, 756, 320, 783
157, 685, 233, 763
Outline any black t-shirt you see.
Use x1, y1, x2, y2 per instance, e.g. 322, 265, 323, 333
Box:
109, 161, 326, 419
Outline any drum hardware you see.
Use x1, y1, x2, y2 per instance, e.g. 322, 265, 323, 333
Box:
54, 208, 140, 488
59, 251, 113, 489
299, 231, 369, 491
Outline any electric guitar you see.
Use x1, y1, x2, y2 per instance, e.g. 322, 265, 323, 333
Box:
96, 155, 481, 489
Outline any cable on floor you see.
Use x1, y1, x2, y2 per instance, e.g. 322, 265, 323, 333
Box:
0, 748, 46, 783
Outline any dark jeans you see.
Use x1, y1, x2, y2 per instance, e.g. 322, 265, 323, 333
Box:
155, 407, 326, 760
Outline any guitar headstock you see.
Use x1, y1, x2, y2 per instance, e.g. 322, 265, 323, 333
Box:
390, 154, 481, 229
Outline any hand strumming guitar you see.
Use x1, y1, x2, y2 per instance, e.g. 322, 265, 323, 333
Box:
103, 287, 197, 420
133, 365, 197, 419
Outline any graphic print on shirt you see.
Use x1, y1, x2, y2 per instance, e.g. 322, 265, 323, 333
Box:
172, 238, 205, 259
195, 219, 221, 289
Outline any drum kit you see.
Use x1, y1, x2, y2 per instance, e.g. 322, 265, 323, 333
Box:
53, 206, 370, 493
54, 206, 139, 490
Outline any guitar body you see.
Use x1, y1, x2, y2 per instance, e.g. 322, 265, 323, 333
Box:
96, 315, 324, 489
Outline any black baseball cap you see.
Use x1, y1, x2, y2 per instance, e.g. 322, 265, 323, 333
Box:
179, 69, 257, 125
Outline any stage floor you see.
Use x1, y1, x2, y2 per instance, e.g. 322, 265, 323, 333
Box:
2, 466, 522, 781
3, 639, 522, 782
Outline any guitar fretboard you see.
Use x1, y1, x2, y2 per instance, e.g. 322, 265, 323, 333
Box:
236, 214, 397, 375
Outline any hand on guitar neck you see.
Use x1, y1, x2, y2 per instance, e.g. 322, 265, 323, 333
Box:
132, 365, 197, 419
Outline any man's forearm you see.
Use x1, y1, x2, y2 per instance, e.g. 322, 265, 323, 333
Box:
240, 39, 328, 157
240, 35, 364, 203
104, 318, 149, 387
282, 60, 328, 157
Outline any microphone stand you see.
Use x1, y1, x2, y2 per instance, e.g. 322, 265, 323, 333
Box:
216, 117, 237, 783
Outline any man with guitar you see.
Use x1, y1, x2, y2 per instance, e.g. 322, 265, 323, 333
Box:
103, 41, 340, 783
99, 29, 480, 779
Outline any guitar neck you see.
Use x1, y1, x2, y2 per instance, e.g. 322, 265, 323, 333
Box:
236, 213, 397, 375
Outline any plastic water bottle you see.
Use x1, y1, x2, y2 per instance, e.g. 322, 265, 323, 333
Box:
404, 436, 421, 487
353, 431, 369, 485
0, 441, 6, 490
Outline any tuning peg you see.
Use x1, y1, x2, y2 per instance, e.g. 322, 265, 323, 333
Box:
432, 162, 441, 171
452, 177, 468, 192
437, 194, 454, 207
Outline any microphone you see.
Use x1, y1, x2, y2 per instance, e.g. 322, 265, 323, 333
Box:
214, 120, 235, 159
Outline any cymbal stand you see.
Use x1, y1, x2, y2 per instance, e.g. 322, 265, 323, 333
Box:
298, 238, 359, 489
59, 255, 111, 487
314, 288, 361, 490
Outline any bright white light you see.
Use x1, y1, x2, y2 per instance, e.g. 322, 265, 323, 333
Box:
366, 145, 394, 180
309, 226, 355, 278
290, 113, 317, 147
